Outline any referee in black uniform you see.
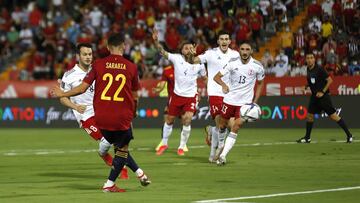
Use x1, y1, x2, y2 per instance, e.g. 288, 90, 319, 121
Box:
297, 52, 353, 143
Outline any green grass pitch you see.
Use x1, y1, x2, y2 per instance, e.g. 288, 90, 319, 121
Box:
0, 128, 359, 203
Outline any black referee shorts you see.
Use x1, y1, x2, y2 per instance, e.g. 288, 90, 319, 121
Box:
308, 94, 336, 115
100, 128, 134, 148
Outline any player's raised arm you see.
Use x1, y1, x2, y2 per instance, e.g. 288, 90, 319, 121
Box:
51, 82, 90, 98
152, 28, 169, 59
190, 44, 201, 64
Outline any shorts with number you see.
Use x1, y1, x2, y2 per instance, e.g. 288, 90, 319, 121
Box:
81, 116, 103, 140
100, 128, 134, 148
208, 96, 224, 119
168, 93, 197, 116
308, 94, 336, 115
220, 102, 241, 119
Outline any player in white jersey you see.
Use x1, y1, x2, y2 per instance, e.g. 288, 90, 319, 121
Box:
192, 30, 239, 162
59, 43, 128, 178
213, 43, 265, 165
152, 28, 207, 156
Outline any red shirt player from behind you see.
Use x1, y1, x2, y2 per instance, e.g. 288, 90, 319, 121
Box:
52, 33, 151, 192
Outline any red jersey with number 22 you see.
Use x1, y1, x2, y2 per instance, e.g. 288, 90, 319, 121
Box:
84, 54, 140, 131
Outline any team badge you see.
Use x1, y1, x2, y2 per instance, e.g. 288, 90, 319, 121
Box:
311, 78, 315, 84
248, 69, 255, 76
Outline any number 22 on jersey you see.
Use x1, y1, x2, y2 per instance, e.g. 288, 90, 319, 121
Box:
101, 73, 126, 101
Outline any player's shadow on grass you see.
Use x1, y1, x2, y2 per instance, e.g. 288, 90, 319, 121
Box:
38, 172, 103, 179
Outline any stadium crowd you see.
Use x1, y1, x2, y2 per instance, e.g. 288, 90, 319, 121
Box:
0, 0, 359, 81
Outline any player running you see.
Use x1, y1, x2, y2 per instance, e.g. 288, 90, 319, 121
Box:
191, 30, 240, 162
152, 28, 207, 156
213, 42, 265, 165
59, 43, 128, 179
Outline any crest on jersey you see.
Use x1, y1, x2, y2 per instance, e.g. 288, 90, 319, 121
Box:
248, 69, 255, 76
311, 77, 315, 84
217, 56, 221, 60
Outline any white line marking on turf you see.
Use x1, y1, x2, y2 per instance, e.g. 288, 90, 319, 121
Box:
1, 140, 358, 156
194, 186, 360, 203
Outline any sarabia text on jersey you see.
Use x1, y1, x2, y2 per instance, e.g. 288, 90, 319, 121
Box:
61, 64, 95, 125
219, 57, 265, 106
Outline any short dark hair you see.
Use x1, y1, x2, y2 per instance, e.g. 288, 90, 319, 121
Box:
217, 30, 230, 39
179, 40, 193, 52
239, 41, 252, 48
305, 51, 315, 56
76, 43, 92, 54
107, 33, 125, 47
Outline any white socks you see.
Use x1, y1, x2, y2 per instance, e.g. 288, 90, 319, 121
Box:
218, 128, 227, 149
135, 168, 144, 178
99, 137, 111, 156
103, 179, 115, 188
220, 132, 237, 158
161, 123, 173, 145
209, 126, 219, 159
179, 125, 191, 149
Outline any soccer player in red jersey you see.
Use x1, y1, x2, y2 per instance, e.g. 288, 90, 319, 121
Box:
59, 43, 128, 179
52, 33, 150, 192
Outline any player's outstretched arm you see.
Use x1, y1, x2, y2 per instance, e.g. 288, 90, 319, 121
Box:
253, 79, 264, 104
51, 82, 90, 98
213, 72, 229, 94
59, 97, 86, 114
151, 28, 169, 59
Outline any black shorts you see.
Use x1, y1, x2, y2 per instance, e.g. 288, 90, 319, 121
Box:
308, 94, 336, 115
100, 128, 134, 148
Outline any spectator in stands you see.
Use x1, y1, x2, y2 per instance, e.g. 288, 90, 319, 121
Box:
322, 0, 334, 17
336, 39, 348, 62
322, 37, 337, 58
349, 60, 360, 75
258, 0, 271, 23
248, 8, 263, 50
348, 36, 359, 60
336, 60, 349, 76
324, 48, 338, 75
261, 49, 274, 70
236, 18, 252, 45
308, 0, 322, 18
272, 49, 290, 77
320, 16, 333, 45
294, 27, 306, 50
308, 16, 322, 34
334, 28, 348, 43
280, 25, 294, 59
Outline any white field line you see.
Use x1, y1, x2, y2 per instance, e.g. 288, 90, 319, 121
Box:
1, 140, 358, 156
194, 186, 360, 203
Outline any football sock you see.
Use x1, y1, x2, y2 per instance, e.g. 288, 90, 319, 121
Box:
179, 125, 191, 149
135, 168, 144, 177
218, 128, 227, 149
99, 137, 111, 156
220, 132, 237, 158
210, 127, 219, 159
337, 118, 352, 137
126, 153, 139, 172
161, 123, 173, 145
103, 179, 115, 188
305, 122, 313, 139
108, 149, 128, 181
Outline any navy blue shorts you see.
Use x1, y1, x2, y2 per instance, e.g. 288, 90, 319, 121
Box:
308, 94, 336, 115
100, 128, 134, 148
